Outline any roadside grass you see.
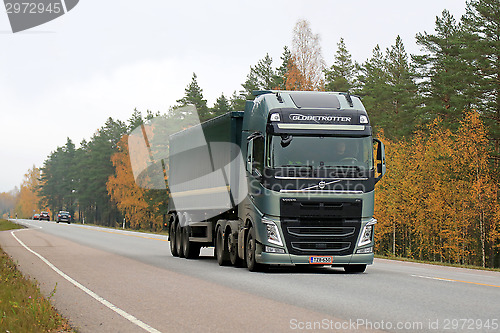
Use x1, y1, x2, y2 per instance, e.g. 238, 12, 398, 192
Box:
0, 219, 24, 231
0, 219, 74, 332
375, 254, 500, 272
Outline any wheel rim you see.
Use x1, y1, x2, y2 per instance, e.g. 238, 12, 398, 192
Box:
228, 234, 237, 263
176, 216, 183, 257
247, 233, 254, 266
169, 217, 176, 253
183, 226, 189, 254
216, 229, 223, 260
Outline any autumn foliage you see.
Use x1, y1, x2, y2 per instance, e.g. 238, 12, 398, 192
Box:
375, 111, 500, 267
107, 135, 164, 230
15, 166, 42, 219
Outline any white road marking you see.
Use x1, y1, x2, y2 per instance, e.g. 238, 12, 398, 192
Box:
411, 274, 500, 288
10, 229, 162, 333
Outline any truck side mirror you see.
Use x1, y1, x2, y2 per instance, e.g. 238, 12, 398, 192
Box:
373, 138, 386, 183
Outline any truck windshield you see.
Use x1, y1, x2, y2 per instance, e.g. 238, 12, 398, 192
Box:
268, 136, 373, 170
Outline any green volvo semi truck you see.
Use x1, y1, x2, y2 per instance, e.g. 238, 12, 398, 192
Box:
167, 90, 385, 272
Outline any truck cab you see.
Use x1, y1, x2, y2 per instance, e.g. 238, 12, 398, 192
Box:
238, 91, 385, 272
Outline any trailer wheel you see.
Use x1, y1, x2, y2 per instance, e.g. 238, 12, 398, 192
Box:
182, 226, 200, 259
176, 218, 184, 258
169, 216, 178, 257
215, 227, 230, 266
245, 227, 263, 272
344, 264, 366, 273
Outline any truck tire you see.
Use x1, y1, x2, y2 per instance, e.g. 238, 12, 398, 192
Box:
176, 220, 185, 258
215, 227, 230, 266
344, 264, 366, 273
182, 226, 200, 259
228, 231, 242, 266
245, 227, 263, 272
169, 216, 178, 257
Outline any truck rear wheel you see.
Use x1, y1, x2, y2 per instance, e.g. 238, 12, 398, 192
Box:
176, 219, 184, 258
344, 264, 366, 273
182, 226, 200, 259
228, 232, 242, 266
169, 216, 178, 257
245, 227, 263, 272
215, 227, 230, 266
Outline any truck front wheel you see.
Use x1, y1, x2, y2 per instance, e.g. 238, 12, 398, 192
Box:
246, 227, 263, 272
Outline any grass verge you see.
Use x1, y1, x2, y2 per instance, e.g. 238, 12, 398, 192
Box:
0, 219, 24, 232
0, 219, 74, 332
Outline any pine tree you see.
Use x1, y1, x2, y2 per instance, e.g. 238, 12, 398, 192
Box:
461, 0, 500, 163
385, 35, 419, 138
176, 73, 210, 121
413, 10, 473, 130
324, 38, 356, 92
357, 37, 418, 139
211, 93, 231, 117
128, 108, 144, 132
241, 54, 280, 99
275, 46, 292, 90
357, 45, 391, 133
229, 91, 246, 111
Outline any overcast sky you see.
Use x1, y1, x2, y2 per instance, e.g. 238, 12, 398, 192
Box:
0, 0, 467, 192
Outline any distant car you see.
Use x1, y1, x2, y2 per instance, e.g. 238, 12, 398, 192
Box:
56, 211, 71, 224
33, 214, 40, 220
39, 211, 50, 221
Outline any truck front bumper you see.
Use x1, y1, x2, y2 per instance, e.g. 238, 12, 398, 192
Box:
257, 251, 374, 266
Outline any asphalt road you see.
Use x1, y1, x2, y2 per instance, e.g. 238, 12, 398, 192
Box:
1, 219, 499, 332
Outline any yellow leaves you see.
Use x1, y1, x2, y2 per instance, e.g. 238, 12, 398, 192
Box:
107, 135, 163, 230
14, 166, 41, 218
375, 110, 500, 267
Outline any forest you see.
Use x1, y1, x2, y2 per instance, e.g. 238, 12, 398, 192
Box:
1, 0, 499, 268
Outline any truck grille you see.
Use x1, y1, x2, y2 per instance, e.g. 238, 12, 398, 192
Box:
291, 241, 351, 252
280, 198, 362, 256
287, 226, 355, 237
282, 218, 360, 255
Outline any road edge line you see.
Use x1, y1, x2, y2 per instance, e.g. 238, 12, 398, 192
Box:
10, 229, 162, 333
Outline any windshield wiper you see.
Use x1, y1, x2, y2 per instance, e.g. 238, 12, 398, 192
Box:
323, 165, 360, 169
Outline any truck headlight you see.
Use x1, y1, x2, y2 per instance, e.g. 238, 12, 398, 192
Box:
270, 113, 281, 121
358, 219, 376, 247
263, 219, 283, 246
